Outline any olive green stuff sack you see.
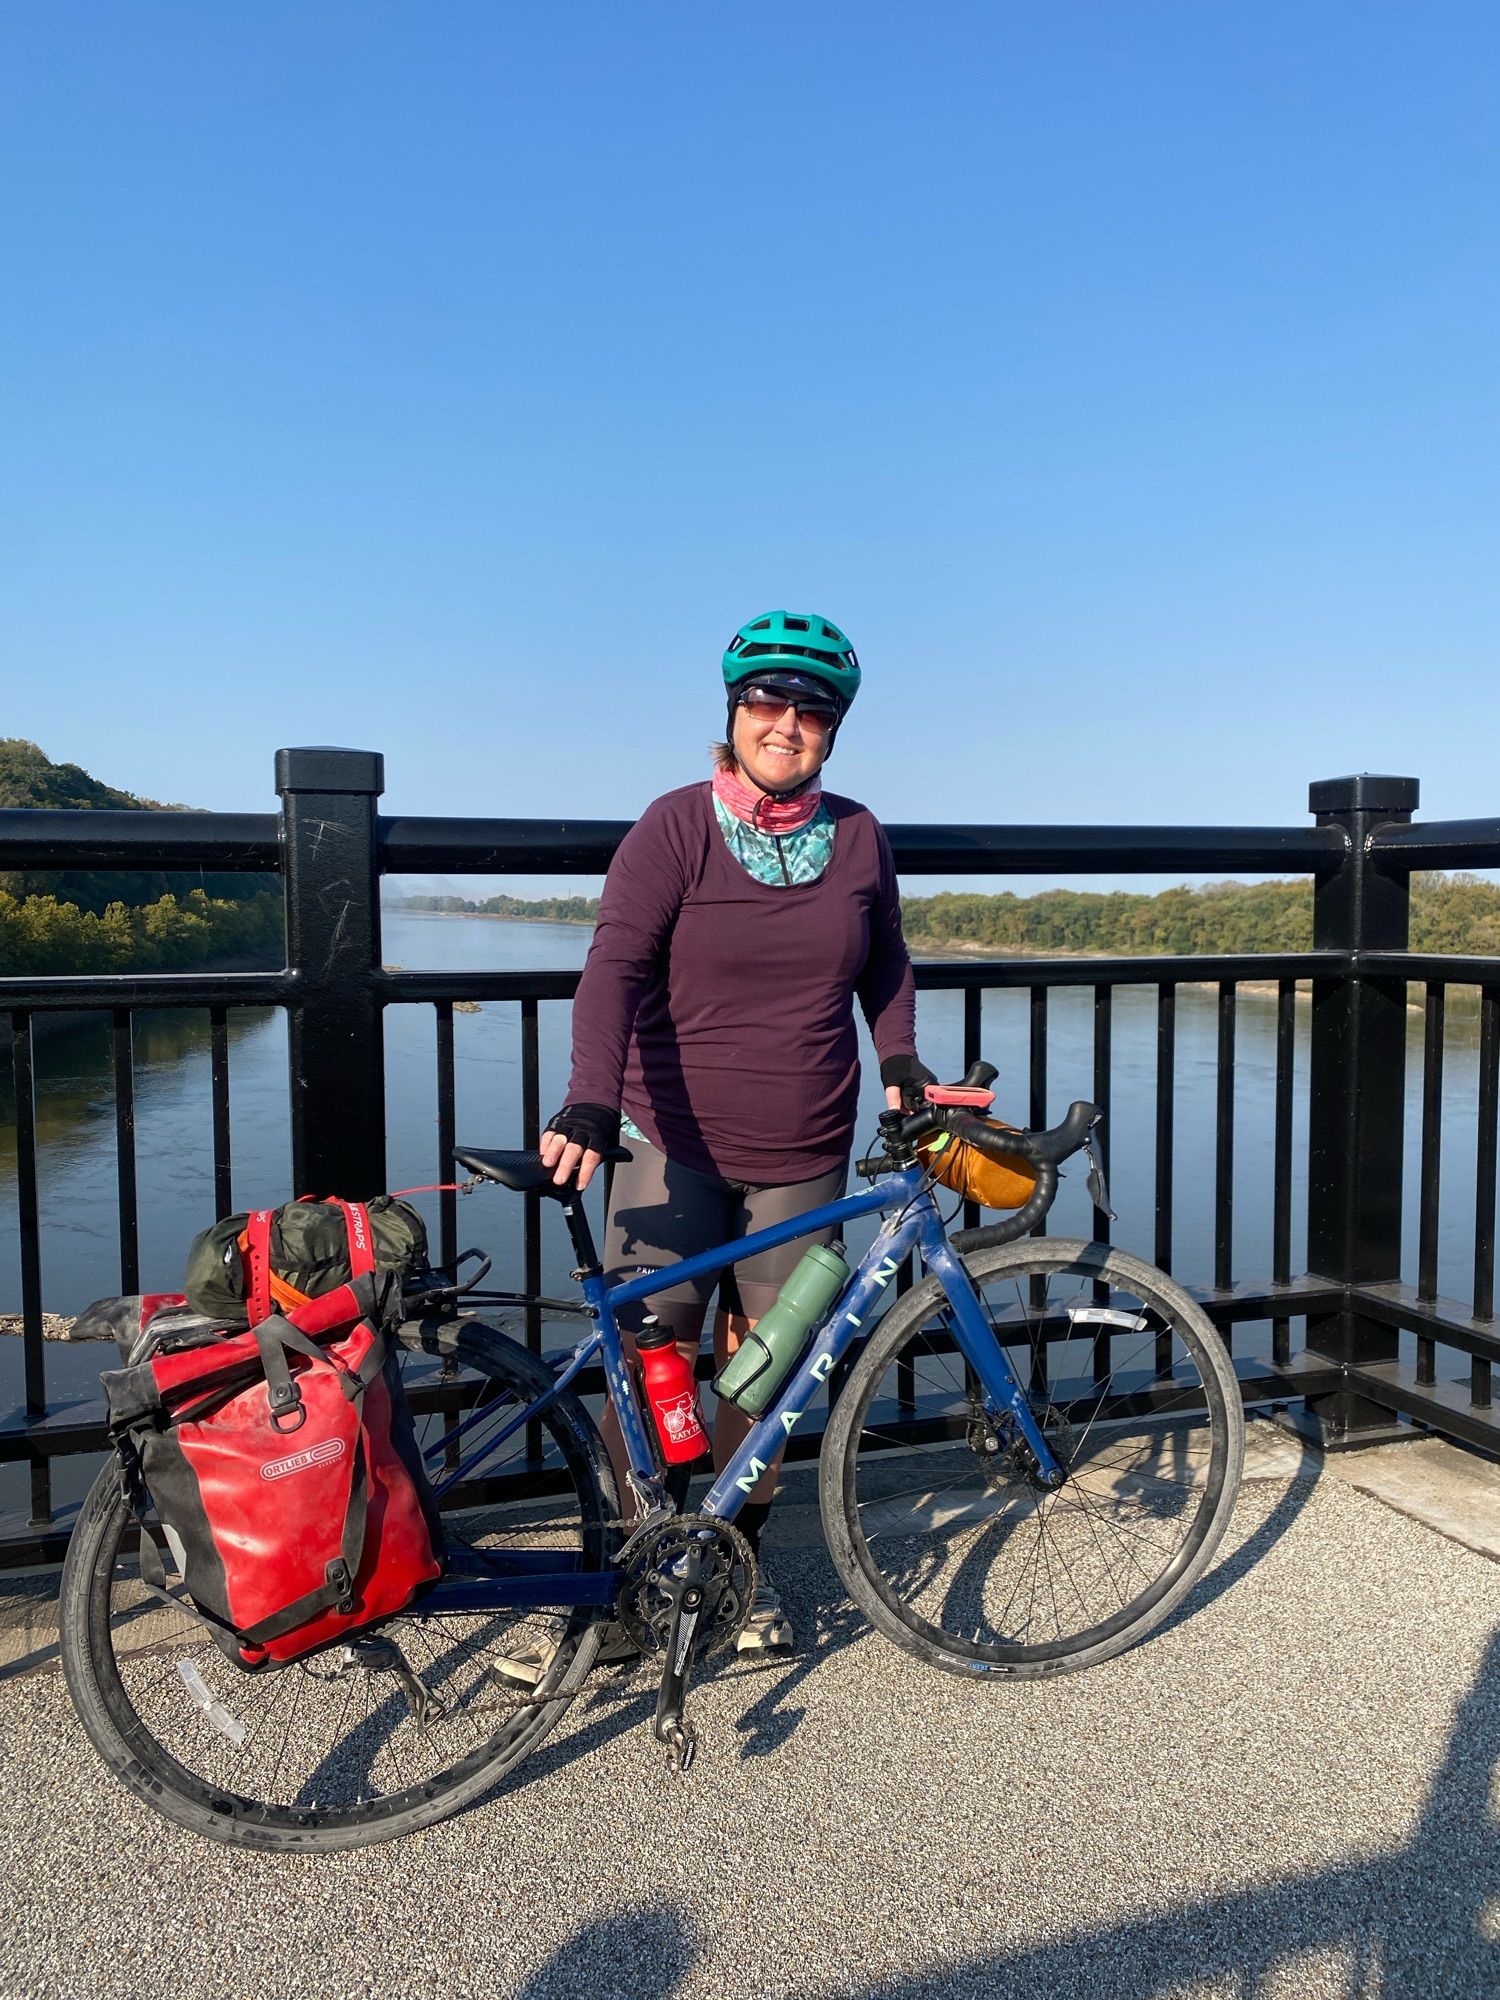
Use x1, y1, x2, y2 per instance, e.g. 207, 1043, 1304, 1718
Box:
185, 1196, 430, 1327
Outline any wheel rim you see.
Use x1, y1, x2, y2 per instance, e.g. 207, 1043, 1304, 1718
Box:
80, 1328, 609, 1839
841, 1253, 1235, 1666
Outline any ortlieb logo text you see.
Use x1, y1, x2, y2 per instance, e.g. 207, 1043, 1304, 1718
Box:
261, 1437, 347, 1481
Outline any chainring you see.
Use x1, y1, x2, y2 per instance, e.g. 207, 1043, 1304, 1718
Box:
617, 1514, 756, 1660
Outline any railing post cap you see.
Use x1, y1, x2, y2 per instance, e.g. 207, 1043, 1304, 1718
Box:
1308, 774, 1419, 817
275, 748, 385, 798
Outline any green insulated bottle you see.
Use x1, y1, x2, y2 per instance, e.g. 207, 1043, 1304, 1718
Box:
714, 1242, 850, 1418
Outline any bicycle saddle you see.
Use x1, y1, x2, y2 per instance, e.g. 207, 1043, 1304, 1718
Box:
454, 1146, 629, 1199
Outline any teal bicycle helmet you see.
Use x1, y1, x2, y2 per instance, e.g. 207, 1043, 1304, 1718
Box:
722, 610, 861, 712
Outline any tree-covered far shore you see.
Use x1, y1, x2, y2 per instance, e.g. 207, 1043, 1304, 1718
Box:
0, 739, 284, 975
392, 873, 1500, 958
1, 889, 285, 975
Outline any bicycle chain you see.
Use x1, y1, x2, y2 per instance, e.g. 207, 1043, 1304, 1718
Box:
442, 1514, 755, 1715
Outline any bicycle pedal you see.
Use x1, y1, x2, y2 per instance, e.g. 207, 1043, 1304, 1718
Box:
661, 1720, 697, 1776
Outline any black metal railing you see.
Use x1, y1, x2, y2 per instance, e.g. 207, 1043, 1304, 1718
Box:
4, 748, 1499, 1564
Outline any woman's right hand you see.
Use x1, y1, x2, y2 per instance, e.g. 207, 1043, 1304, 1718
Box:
540, 1103, 620, 1191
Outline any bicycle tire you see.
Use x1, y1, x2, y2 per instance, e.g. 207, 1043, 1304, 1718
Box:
820, 1239, 1244, 1679
60, 1317, 617, 1851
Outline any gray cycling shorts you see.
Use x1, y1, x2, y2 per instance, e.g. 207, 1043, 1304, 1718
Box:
603, 1133, 846, 1338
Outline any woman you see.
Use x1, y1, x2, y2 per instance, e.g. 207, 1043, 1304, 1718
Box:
539, 609, 930, 1659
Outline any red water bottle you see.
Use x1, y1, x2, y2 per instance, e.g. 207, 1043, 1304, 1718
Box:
636, 1321, 709, 1464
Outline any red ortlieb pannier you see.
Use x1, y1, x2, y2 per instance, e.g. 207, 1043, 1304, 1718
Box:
103, 1199, 444, 1668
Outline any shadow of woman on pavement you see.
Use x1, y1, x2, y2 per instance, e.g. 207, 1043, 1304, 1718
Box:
512, 1902, 698, 2000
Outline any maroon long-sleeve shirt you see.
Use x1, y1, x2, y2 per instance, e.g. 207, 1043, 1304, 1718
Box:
565, 781, 917, 1183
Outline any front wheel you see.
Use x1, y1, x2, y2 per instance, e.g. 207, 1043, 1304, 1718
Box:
820, 1239, 1244, 1678
60, 1317, 618, 1850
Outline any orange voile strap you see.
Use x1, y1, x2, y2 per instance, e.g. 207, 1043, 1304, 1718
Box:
238, 1217, 315, 1325
238, 1200, 373, 1326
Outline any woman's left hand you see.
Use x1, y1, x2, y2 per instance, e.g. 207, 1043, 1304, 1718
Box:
880, 1055, 937, 1114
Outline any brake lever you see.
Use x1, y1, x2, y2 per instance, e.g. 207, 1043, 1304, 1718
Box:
1083, 1133, 1116, 1221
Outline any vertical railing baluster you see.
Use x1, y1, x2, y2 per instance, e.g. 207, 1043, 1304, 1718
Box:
896, 1254, 915, 1414
521, 1000, 542, 1357
1155, 984, 1176, 1278
435, 1001, 456, 1272
112, 1009, 139, 1294
1090, 986, 1113, 1248
1474, 985, 1499, 1324
1418, 985, 1445, 1306
210, 1006, 233, 1220
433, 999, 461, 1471
11, 1013, 50, 1527
1214, 983, 1235, 1316
1091, 984, 1113, 1356
1028, 986, 1048, 1318
1416, 984, 1445, 1385
1272, 980, 1295, 1367
1029, 984, 1047, 1266
1028, 984, 1047, 1131
518, 1002, 545, 1463
962, 985, 982, 1234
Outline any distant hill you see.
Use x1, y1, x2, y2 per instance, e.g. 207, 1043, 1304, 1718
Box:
0, 738, 278, 915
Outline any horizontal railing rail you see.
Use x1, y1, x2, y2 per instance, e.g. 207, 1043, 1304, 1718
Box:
1366, 816, 1500, 870
0, 808, 282, 870
3, 754, 1498, 1567
2, 804, 1349, 878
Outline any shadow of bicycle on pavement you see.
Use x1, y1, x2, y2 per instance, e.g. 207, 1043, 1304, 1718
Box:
512, 1606, 1500, 1999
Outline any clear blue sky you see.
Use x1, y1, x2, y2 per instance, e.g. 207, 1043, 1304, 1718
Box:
2, 2, 1497, 892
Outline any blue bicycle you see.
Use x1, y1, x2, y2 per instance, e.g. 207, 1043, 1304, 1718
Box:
61, 1065, 1244, 1849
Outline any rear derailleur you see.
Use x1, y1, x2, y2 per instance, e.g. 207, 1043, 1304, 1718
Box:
313, 1632, 446, 1731
617, 1514, 755, 1775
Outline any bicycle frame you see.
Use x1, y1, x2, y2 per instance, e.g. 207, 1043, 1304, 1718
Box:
417, 1165, 1062, 1615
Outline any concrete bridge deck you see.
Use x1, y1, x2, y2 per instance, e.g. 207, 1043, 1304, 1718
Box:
2, 1422, 1498, 2000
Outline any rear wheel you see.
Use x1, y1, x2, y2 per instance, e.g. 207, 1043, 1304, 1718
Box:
821, 1239, 1244, 1678
60, 1318, 617, 1850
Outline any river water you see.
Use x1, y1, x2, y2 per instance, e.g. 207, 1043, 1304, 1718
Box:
2, 912, 1490, 1426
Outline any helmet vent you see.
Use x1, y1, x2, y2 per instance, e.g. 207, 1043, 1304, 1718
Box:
784, 616, 809, 631
750, 619, 772, 631
735, 642, 849, 671
726, 634, 744, 652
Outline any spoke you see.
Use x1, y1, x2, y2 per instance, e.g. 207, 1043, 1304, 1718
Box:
990, 1502, 1050, 1644
1072, 1447, 1200, 1490
1049, 1486, 1183, 1559
1034, 1511, 1064, 1642
1041, 1501, 1103, 1628
332, 1673, 359, 1778
1049, 1483, 1130, 1615
267, 1670, 300, 1803
1062, 1479, 1163, 1591
233, 1673, 294, 1765
857, 1464, 978, 1525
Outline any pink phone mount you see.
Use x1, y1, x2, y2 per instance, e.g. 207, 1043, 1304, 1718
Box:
923, 1084, 996, 1109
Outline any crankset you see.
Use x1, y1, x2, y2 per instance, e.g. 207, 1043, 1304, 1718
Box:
617, 1514, 755, 1659
617, 1514, 755, 1776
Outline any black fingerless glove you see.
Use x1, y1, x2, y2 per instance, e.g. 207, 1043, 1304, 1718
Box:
879, 1054, 938, 1112
542, 1103, 621, 1155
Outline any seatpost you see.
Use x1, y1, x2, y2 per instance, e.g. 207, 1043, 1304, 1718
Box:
558, 1194, 602, 1277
